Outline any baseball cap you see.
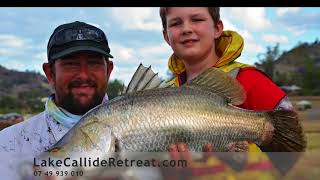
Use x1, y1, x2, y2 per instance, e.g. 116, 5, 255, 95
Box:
47, 21, 113, 62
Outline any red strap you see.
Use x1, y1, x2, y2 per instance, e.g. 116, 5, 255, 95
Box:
245, 161, 274, 171
190, 164, 226, 176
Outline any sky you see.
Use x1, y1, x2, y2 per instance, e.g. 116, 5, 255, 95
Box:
0, 7, 319, 84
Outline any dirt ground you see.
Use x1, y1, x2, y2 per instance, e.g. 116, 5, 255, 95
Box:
0, 118, 23, 131
290, 96, 320, 121
285, 96, 320, 179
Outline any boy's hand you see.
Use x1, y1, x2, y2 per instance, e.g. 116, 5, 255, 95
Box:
161, 143, 215, 180
168, 143, 214, 163
162, 142, 249, 179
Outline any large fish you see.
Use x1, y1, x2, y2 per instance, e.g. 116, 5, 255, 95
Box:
49, 64, 306, 156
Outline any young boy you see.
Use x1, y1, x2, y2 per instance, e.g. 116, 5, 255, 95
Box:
159, 7, 299, 179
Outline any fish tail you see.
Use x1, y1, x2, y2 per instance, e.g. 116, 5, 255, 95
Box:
264, 110, 306, 152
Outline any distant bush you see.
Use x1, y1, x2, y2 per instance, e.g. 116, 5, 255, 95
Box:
107, 79, 125, 100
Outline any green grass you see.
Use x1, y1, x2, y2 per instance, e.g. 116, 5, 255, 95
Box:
283, 126, 320, 179
306, 133, 320, 151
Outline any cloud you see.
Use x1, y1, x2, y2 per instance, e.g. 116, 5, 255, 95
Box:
33, 52, 48, 64
109, 42, 171, 84
110, 43, 158, 84
110, 65, 137, 85
138, 43, 169, 56
278, 11, 320, 30
110, 44, 136, 65
111, 42, 171, 66
287, 27, 306, 36
262, 34, 289, 43
23, 52, 47, 74
220, 9, 266, 54
0, 34, 25, 47
2, 60, 26, 71
241, 30, 264, 53
221, 8, 271, 31
111, 62, 169, 85
276, 8, 300, 17
0, 48, 10, 55
221, 18, 238, 31
219, 18, 264, 54
110, 8, 162, 31
34, 52, 46, 60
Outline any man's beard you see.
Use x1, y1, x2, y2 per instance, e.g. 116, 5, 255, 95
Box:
56, 79, 106, 115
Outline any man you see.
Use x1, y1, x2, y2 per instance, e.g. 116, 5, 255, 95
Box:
0, 21, 114, 155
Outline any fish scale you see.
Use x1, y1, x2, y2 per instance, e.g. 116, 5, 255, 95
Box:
96, 87, 263, 152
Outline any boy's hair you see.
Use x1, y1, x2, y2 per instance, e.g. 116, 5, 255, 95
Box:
159, 7, 220, 31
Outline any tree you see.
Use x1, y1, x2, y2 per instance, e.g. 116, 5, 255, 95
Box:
255, 43, 281, 79
0, 95, 23, 114
107, 79, 125, 100
274, 72, 288, 86
298, 58, 320, 95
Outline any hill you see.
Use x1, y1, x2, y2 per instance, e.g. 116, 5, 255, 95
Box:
256, 40, 320, 95
274, 42, 320, 77
0, 65, 52, 114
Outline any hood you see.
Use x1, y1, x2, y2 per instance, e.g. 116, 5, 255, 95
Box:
168, 30, 244, 75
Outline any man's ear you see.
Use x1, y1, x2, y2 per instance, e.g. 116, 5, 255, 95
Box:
43, 62, 55, 87
163, 30, 171, 46
106, 60, 114, 82
214, 20, 224, 39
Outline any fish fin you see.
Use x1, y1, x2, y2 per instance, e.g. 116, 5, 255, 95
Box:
187, 67, 246, 105
122, 64, 172, 94
79, 119, 114, 152
264, 110, 306, 152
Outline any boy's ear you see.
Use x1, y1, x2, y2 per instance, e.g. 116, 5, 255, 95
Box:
214, 20, 224, 39
163, 30, 171, 46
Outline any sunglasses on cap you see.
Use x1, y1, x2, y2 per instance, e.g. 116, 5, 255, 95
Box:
48, 26, 107, 48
